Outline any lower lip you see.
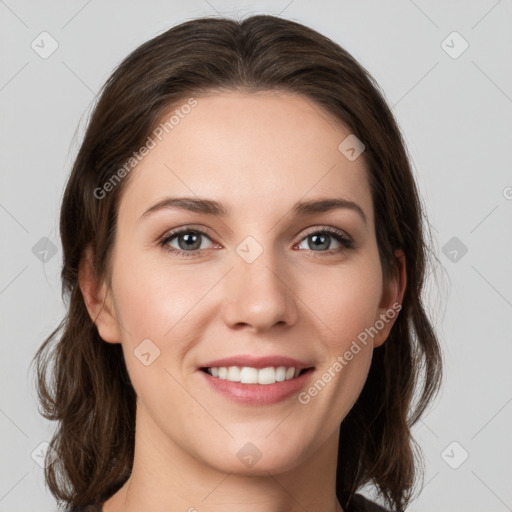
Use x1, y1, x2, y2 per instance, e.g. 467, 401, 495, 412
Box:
198, 369, 314, 405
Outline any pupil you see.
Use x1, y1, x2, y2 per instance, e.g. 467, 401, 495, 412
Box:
310, 234, 329, 251
179, 232, 200, 250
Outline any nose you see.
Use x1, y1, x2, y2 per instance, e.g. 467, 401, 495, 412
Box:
221, 251, 299, 333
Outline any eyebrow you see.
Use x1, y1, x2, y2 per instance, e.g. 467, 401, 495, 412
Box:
139, 196, 367, 225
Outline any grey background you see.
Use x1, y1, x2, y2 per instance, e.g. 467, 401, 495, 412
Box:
1, 1, 511, 511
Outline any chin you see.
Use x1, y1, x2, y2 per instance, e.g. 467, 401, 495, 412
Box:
195, 436, 314, 476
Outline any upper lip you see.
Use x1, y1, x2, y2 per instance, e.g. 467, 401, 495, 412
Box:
198, 355, 314, 370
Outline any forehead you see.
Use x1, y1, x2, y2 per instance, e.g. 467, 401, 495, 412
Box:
118, 91, 373, 227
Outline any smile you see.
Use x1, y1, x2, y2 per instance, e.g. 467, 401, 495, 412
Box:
201, 365, 309, 385
198, 366, 315, 405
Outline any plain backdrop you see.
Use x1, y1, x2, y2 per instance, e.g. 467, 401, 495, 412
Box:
1, 1, 511, 511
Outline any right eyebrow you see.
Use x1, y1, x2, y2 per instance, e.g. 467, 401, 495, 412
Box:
139, 196, 227, 221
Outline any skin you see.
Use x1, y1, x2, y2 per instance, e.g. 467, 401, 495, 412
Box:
80, 91, 406, 512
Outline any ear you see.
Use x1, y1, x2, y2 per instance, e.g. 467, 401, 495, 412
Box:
78, 246, 121, 344
373, 249, 406, 348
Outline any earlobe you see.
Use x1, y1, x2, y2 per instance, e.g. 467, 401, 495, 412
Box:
373, 249, 407, 348
78, 247, 121, 344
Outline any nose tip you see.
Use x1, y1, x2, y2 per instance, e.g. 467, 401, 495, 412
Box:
221, 259, 298, 332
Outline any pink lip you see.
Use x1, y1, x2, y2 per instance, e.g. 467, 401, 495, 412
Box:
198, 354, 313, 371
198, 367, 315, 405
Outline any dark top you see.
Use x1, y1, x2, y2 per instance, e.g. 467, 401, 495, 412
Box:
68, 493, 390, 511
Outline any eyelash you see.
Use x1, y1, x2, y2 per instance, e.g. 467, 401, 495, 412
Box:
158, 226, 354, 259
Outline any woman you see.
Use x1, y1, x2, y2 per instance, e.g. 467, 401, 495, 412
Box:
33, 14, 442, 512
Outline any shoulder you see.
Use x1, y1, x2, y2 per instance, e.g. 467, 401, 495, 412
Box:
346, 493, 391, 512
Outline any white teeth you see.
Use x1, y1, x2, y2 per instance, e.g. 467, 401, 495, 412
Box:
226, 366, 241, 382
275, 366, 286, 382
207, 365, 302, 384
257, 367, 276, 385
240, 366, 258, 384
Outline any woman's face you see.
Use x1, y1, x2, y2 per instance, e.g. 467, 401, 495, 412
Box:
89, 91, 403, 476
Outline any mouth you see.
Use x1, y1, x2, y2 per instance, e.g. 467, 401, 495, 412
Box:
199, 365, 313, 385
197, 357, 316, 405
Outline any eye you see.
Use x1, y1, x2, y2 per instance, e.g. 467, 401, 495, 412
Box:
159, 226, 354, 258
159, 228, 216, 258
295, 227, 354, 254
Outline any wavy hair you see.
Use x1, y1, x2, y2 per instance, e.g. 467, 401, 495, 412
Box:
32, 14, 443, 512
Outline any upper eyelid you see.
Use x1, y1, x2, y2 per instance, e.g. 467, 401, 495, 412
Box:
160, 225, 215, 243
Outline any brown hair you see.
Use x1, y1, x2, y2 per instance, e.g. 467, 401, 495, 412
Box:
32, 14, 442, 512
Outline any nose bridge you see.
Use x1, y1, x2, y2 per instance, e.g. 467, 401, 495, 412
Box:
221, 238, 298, 331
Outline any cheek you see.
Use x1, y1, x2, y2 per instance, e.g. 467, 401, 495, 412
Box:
300, 253, 384, 342
295, 253, 382, 408
110, 248, 224, 398
112, 248, 207, 339
111, 254, 207, 405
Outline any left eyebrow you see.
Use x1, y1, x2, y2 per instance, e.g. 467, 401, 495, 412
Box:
292, 198, 367, 226
139, 196, 367, 226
